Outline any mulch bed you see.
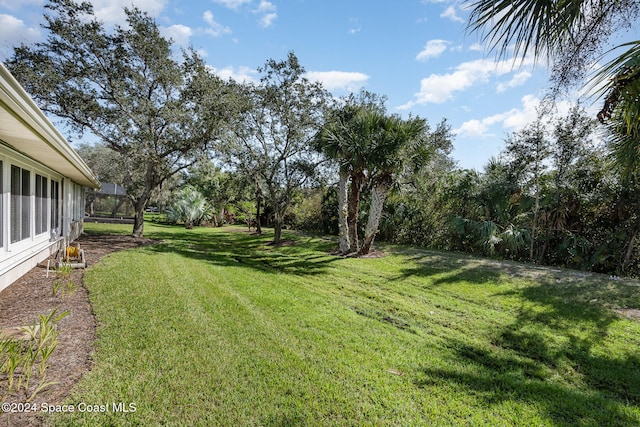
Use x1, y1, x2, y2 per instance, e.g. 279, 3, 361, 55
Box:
0, 233, 157, 426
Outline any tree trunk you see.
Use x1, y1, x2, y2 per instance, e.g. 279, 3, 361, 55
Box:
529, 166, 541, 262
622, 227, 638, 273
359, 180, 389, 255
111, 196, 127, 217
255, 192, 263, 235
348, 170, 365, 253
273, 211, 283, 244
132, 208, 145, 238
337, 169, 351, 253
217, 205, 225, 227
131, 185, 153, 237
530, 194, 539, 261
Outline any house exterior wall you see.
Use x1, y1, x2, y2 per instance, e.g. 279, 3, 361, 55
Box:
0, 143, 87, 293
0, 62, 99, 294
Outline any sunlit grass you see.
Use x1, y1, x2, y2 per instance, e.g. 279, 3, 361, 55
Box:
52, 222, 640, 426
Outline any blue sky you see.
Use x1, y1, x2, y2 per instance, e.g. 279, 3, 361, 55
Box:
0, 0, 589, 170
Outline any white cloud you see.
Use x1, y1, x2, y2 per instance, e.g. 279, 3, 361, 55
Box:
306, 71, 369, 92
258, 12, 277, 28
468, 43, 484, 52
161, 24, 192, 47
496, 71, 532, 93
203, 10, 216, 26
212, 65, 259, 83
348, 18, 361, 35
416, 39, 449, 62
0, 14, 40, 48
454, 119, 489, 138
203, 10, 232, 37
474, 94, 543, 131
440, 5, 464, 23
400, 58, 523, 108
254, 0, 276, 14
89, 0, 167, 23
454, 94, 572, 138
453, 94, 580, 153
253, 1, 277, 28
213, 0, 251, 10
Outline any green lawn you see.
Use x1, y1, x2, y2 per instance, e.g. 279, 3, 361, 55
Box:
53, 222, 640, 426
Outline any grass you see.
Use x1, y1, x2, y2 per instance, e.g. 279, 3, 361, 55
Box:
52, 222, 640, 426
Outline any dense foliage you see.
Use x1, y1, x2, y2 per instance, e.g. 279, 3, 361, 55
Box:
8, 0, 231, 237
165, 187, 213, 229
370, 107, 640, 276
8, 1, 640, 275
218, 53, 330, 244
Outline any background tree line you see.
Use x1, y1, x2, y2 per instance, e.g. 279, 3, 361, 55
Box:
7, 0, 640, 275
371, 106, 640, 276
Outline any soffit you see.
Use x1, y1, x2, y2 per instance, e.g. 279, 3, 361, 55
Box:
0, 63, 100, 188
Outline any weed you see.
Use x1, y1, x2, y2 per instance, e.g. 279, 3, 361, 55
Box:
52, 263, 76, 299
0, 309, 69, 404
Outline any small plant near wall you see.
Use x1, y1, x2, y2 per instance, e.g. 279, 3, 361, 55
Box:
52, 263, 76, 298
0, 309, 69, 403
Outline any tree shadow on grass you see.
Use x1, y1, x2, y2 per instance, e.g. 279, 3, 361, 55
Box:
417, 360, 638, 425
501, 279, 640, 397
414, 278, 640, 425
392, 256, 504, 286
145, 227, 340, 277
393, 247, 640, 424
416, 336, 640, 426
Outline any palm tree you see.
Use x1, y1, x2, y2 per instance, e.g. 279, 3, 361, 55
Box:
315, 91, 386, 254
359, 114, 429, 255
316, 92, 437, 256
597, 43, 640, 175
345, 109, 385, 253
166, 187, 213, 229
467, 0, 640, 166
315, 108, 373, 253
315, 120, 352, 253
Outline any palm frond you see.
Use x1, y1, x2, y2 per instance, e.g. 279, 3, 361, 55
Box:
166, 186, 213, 226
594, 41, 640, 128
591, 42, 640, 176
607, 124, 640, 179
466, 0, 585, 63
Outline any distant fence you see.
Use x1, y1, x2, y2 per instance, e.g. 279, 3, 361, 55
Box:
84, 216, 134, 224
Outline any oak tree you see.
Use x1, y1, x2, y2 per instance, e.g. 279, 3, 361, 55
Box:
8, 0, 230, 237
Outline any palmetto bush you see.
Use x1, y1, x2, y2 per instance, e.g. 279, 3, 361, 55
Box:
448, 216, 530, 259
165, 187, 213, 229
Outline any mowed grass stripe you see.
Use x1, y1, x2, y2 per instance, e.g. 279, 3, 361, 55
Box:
91, 250, 348, 424
68, 239, 423, 424
51, 223, 640, 426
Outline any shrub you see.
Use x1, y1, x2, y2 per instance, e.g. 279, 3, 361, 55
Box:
165, 187, 213, 229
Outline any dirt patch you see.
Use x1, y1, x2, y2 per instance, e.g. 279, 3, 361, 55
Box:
328, 249, 387, 258
265, 239, 297, 248
0, 233, 157, 427
356, 250, 386, 259
615, 308, 640, 320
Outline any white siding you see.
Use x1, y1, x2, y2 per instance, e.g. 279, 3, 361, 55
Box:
0, 144, 87, 292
